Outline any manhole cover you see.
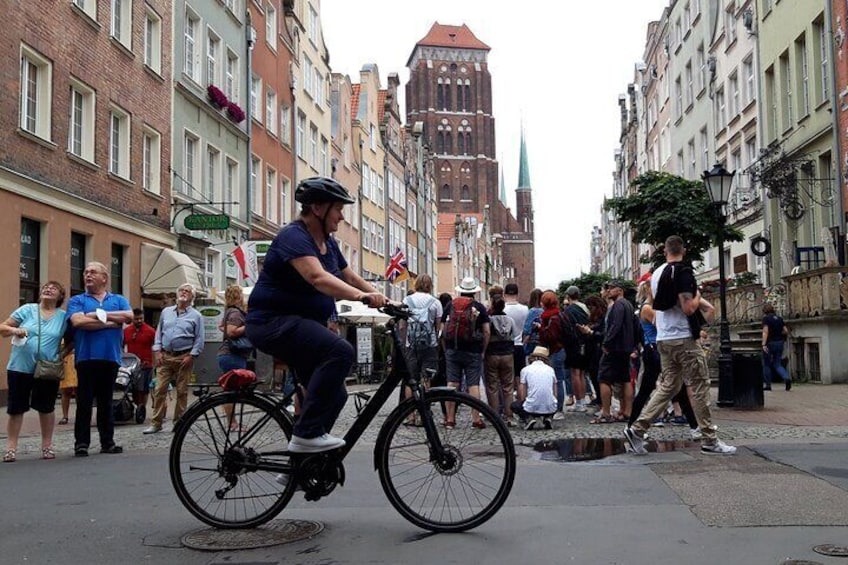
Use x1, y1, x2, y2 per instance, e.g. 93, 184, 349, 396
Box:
813, 544, 848, 557
181, 519, 324, 551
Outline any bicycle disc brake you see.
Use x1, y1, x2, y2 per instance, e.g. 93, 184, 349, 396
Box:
296, 453, 345, 502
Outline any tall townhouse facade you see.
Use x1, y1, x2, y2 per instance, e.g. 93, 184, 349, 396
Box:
757, 1, 838, 280
247, 1, 296, 242
406, 23, 535, 293
831, 0, 848, 232
381, 74, 409, 302
709, 0, 765, 285
0, 1, 174, 399
172, 0, 249, 295
353, 65, 389, 289
291, 0, 333, 202
330, 72, 362, 275
403, 121, 439, 290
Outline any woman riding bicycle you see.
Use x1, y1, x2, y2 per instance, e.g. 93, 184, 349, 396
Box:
246, 177, 388, 453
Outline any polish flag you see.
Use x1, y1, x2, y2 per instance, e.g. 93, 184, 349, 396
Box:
232, 241, 259, 285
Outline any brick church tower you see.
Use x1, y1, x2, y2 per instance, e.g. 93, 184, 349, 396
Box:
406, 23, 535, 289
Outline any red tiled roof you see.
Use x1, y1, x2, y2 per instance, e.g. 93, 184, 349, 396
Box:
350, 84, 361, 121
436, 212, 484, 257
415, 23, 490, 51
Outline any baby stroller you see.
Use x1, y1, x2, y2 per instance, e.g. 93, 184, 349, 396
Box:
114, 353, 145, 424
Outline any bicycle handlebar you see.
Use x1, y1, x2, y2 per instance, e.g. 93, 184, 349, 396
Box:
380, 302, 410, 320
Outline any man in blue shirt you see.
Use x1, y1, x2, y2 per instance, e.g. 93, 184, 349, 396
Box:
67, 262, 134, 456
144, 283, 205, 434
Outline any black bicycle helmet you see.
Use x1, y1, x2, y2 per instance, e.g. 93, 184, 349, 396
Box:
295, 177, 355, 205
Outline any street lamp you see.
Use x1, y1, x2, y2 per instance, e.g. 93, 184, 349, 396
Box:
702, 163, 736, 407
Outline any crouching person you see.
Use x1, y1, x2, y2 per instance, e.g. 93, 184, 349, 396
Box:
511, 346, 557, 430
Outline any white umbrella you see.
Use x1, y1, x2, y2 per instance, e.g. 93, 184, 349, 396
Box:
337, 304, 390, 325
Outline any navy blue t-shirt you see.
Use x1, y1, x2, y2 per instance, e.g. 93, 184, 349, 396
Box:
763, 313, 785, 343
247, 221, 348, 324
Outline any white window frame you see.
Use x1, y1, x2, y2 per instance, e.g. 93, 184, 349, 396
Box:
296, 112, 305, 158
142, 128, 161, 195
183, 131, 200, 196
302, 55, 314, 99
280, 104, 291, 145
250, 74, 262, 123
266, 88, 277, 135
68, 79, 95, 162
729, 71, 739, 118
265, 166, 276, 222
109, 107, 130, 179
307, 4, 318, 45
206, 29, 220, 87
281, 176, 291, 225
370, 124, 377, 151
204, 250, 218, 290
362, 164, 371, 200
206, 144, 220, 201
265, 3, 277, 49
225, 50, 238, 103
744, 56, 755, 105
19, 44, 52, 140
321, 136, 328, 176
184, 8, 201, 84
250, 156, 261, 214
144, 8, 162, 74
226, 158, 239, 215
72, 0, 97, 20
309, 124, 318, 169
820, 23, 829, 103
110, 0, 132, 49
800, 38, 810, 116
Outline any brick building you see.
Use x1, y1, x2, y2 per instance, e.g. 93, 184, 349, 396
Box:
406, 23, 535, 291
0, 1, 177, 400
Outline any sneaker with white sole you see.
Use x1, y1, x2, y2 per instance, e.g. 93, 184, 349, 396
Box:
572, 403, 588, 413
700, 440, 737, 455
542, 417, 553, 430
552, 411, 566, 421
524, 418, 539, 431
690, 427, 703, 440
288, 433, 346, 453
623, 426, 648, 455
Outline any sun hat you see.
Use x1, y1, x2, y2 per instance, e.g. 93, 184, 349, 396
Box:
528, 346, 550, 361
455, 276, 481, 294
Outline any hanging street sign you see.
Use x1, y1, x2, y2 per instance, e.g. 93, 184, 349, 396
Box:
184, 213, 230, 230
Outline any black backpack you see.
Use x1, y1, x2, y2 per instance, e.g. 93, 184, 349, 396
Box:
652, 262, 684, 311
558, 310, 580, 350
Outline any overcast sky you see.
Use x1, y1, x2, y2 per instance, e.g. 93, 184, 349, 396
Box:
322, 0, 669, 290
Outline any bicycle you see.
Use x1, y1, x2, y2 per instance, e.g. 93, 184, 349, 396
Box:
169, 303, 516, 532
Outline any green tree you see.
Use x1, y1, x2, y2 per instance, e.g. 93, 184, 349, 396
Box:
557, 272, 614, 299
604, 171, 742, 267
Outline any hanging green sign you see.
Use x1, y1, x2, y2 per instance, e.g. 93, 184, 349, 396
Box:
184, 214, 230, 230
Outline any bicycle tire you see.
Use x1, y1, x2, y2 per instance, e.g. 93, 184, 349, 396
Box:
376, 390, 516, 532
169, 393, 296, 529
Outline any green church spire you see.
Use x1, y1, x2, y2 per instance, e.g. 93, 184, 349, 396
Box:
517, 128, 531, 189
499, 160, 507, 204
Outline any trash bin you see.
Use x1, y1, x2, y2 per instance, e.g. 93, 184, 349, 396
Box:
732, 350, 764, 409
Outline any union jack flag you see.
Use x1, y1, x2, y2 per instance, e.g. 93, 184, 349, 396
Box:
384, 247, 408, 283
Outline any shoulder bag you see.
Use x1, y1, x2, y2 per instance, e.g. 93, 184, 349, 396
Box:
33, 308, 65, 381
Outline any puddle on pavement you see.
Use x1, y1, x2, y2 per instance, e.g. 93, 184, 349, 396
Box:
534, 437, 701, 462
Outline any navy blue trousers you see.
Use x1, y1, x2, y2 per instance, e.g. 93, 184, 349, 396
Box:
247, 315, 353, 439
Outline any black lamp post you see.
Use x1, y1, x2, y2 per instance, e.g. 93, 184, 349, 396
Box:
702, 163, 736, 408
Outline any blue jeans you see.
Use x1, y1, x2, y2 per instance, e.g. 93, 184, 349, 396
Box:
247, 315, 353, 439
762, 341, 790, 385
551, 349, 567, 411
217, 353, 248, 373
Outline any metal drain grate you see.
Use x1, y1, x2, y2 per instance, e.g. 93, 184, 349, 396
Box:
181, 519, 324, 551
813, 544, 848, 557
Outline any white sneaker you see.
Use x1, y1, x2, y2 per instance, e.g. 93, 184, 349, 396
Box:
288, 433, 346, 453
552, 411, 566, 421
572, 403, 588, 413
623, 426, 648, 455
142, 425, 161, 434
700, 440, 736, 455
690, 427, 703, 440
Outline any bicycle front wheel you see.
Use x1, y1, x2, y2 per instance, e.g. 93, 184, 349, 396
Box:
169, 393, 296, 529
377, 391, 516, 532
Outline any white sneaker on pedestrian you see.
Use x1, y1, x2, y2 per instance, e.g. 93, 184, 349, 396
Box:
288, 433, 346, 453
524, 418, 539, 431
542, 417, 553, 430
623, 426, 648, 455
572, 402, 588, 413
701, 440, 737, 455
142, 425, 161, 434
690, 427, 703, 440
552, 411, 566, 421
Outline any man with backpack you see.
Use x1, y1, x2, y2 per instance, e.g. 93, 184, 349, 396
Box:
624, 235, 736, 456
441, 277, 490, 428
401, 274, 442, 387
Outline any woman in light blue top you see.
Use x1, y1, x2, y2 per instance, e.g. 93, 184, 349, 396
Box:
0, 281, 69, 462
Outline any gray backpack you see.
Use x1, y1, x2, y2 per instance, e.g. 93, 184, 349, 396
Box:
407, 295, 436, 348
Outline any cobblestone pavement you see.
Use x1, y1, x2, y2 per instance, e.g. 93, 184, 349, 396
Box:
3, 382, 848, 458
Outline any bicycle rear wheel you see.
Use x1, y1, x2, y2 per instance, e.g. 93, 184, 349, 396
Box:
169, 393, 295, 529
377, 391, 516, 532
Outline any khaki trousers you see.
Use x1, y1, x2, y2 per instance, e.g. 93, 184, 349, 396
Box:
631, 337, 718, 444
151, 351, 192, 427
